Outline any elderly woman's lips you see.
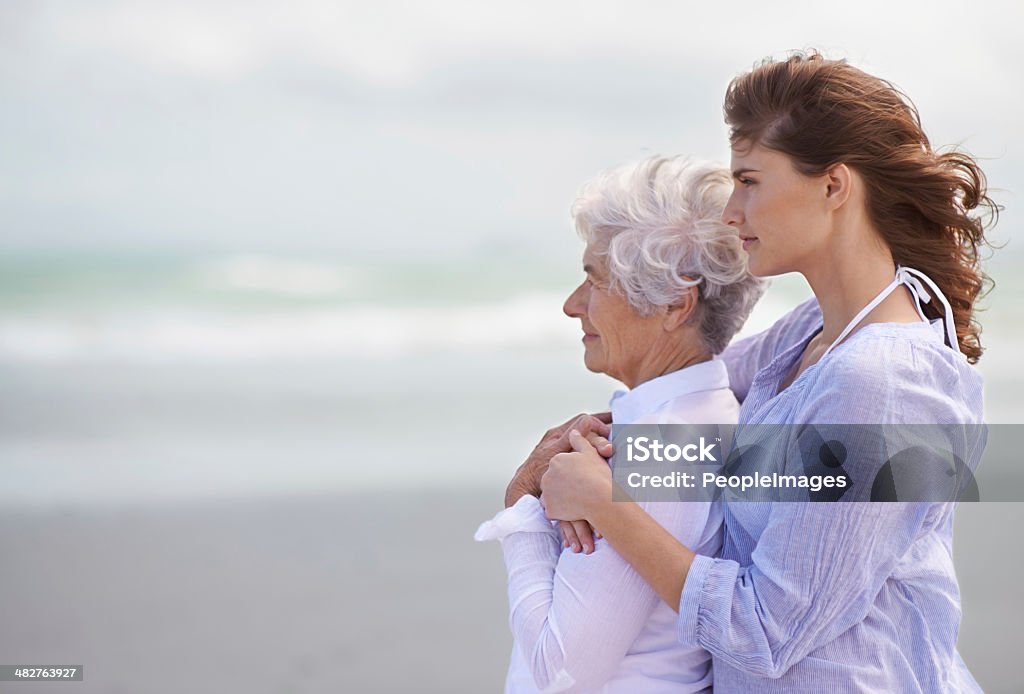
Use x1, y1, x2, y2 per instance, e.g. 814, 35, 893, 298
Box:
583, 334, 599, 342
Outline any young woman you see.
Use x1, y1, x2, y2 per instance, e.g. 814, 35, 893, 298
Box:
541, 52, 996, 692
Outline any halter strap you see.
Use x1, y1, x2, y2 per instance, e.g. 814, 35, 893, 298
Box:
820, 265, 960, 360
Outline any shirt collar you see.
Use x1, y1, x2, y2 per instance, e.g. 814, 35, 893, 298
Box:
609, 359, 729, 424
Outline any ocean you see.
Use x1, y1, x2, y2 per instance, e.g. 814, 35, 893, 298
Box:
1, 250, 1021, 508
0, 250, 1021, 692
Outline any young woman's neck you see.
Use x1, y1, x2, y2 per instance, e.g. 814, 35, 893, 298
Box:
800, 222, 919, 345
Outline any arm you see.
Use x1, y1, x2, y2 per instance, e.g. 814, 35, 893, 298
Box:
476, 494, 715, 693
676, 501, 930, 679
503, 413, 613, 554
541, 431, 697, 609
670, 353, 952, 678
544, 481, 932, 684
545, 296, 827, 599
504, 413, 611, 509
544, 363, 943, 680
719, 296, 821, 402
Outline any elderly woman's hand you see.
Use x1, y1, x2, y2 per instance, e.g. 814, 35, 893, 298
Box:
504, 412, 611, 509
541, 429, 614, 527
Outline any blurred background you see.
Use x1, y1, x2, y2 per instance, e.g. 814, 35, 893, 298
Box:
0, 1, 1021, 692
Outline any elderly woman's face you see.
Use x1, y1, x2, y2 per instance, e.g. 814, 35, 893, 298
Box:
562, 243, 668, 388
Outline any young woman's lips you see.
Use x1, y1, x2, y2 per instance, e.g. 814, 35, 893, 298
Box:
741, 236, 758, 250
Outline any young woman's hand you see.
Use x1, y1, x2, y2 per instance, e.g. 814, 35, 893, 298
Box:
504, 413, 612, 510
555, 428, 613, 555
541, 429, 614, 528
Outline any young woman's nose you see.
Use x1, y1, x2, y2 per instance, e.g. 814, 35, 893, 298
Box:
722, 190, 744, 228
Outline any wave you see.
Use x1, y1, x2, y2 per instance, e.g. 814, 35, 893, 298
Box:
191, 255, 359, 298
0, 293, 584, 362
0, 289, 808, 362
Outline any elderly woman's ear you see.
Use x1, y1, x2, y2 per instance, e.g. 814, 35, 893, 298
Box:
662, 284, 700, 331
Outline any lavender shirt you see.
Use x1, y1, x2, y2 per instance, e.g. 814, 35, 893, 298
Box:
678, 297, 984, 692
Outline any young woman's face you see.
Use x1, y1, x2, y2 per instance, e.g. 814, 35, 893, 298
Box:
722, 141, 831, 277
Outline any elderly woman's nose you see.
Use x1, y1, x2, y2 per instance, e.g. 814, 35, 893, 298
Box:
564, 283, 586, 317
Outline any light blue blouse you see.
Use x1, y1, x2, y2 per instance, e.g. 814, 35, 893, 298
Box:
678, 297, 984, 692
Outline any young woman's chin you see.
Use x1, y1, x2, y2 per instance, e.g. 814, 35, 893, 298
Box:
745, 255, 777, 279
744, 250, 800, 280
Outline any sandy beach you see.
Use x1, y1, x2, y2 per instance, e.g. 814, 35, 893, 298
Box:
0, 490, 1019, 693
0, 490, 511, 693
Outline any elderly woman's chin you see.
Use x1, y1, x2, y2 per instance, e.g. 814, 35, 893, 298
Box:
581, 342, 626, 384
580, 342, 605, 375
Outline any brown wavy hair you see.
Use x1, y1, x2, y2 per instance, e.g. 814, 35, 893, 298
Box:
724, 50, 997, 363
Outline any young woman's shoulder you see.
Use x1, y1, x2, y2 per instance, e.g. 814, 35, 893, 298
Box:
804, 321, 983, 425
722, 297, 822, 402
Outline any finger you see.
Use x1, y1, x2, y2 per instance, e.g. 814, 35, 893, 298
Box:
548, 451, 573, 468
550, 416, 590, 453
560, 521, 582, 553
588, 413, 612, 436
559, 413, 589, 435
554, 416, 610, 454
572, 520, 595, 554
574, 414, 611, 438
568, 429, 598, 455
543, 413, 585, 444
584, 431, 614, 458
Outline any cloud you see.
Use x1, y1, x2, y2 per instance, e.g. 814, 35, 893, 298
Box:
0, 0, 1019, 253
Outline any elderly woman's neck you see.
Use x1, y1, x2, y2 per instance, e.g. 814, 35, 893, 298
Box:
624, 341, 712, 390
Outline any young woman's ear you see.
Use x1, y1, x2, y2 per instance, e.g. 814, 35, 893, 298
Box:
825, 163, 854, 209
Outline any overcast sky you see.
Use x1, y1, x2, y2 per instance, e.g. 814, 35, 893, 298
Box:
1, 0, 1020, 258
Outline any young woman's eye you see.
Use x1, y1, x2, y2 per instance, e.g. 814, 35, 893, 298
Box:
739, 177, 755, 186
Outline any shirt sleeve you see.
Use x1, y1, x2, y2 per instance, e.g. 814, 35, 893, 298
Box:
477, 495, 716, 693
720, 297, 821, 402
678, 501, 931, 679
677, 355, 948, 679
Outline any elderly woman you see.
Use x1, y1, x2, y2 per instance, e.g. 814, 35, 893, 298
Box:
475, 155, 764, 693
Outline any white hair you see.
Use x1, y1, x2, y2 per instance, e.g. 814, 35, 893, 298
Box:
572, 155, 766, 355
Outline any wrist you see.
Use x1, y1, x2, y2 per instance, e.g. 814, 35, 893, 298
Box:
583, 469, 616, 516
505, 482, 537, 508
587, 484, 631, 532
586, 495, 616, 527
